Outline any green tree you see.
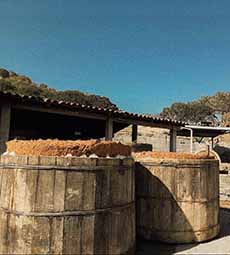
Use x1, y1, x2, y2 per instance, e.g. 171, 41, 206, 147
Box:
0, 67, 118, 109
0, 68, 9, 78
160, 101, 215, 123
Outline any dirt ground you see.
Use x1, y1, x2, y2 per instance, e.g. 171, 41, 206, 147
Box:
6, 139, 131, 157
136, 202, 230, 255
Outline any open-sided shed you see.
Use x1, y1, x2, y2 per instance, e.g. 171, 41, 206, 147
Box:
0, 91, 184, 153
178, 125, 230, 152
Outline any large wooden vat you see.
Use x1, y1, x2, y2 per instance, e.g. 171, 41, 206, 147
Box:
0, 155, 135, 254
135, 158, 220, 244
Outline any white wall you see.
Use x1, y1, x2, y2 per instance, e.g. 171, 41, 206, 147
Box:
114, 125, 210, 153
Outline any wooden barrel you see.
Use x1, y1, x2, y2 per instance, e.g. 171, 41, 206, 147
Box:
196, 150, 221, 164
135, 158, 220, 244
0, 155, 135, 254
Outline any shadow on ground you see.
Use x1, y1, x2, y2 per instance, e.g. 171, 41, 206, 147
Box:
219, 208, 230, 238
136, 239, 196, 255
136, 208, 230, 255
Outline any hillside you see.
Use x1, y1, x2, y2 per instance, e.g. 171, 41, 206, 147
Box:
0, 68, 117, 109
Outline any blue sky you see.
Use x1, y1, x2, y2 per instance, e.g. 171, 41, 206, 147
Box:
0, 0, 230, 113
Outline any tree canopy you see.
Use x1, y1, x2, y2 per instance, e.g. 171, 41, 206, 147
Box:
160, 92, 230, 126
0, 68, 117, 109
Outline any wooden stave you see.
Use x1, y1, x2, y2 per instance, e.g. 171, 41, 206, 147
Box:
135, 158, 220, 243
0, 203, 136, 254
0, 155, 135, 254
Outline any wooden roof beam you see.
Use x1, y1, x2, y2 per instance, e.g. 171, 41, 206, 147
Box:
13, 104, 107, 121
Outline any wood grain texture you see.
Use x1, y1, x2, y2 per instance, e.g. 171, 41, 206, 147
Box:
0, 155, 135, 254
135, 158, 220, 244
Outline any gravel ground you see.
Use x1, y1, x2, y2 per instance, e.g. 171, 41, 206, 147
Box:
136, 208, 230, 255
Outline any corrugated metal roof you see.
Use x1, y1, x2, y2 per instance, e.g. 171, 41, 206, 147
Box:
0, 90, 185, 127
186, 125, 230, 131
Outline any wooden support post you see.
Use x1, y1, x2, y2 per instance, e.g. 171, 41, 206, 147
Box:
169, 127, 177, 152
105, 117, 113, 141
211, 137, 214, 149
0, 101, 11, 154
190, 128, 193, 153
132, 124, 138, 143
